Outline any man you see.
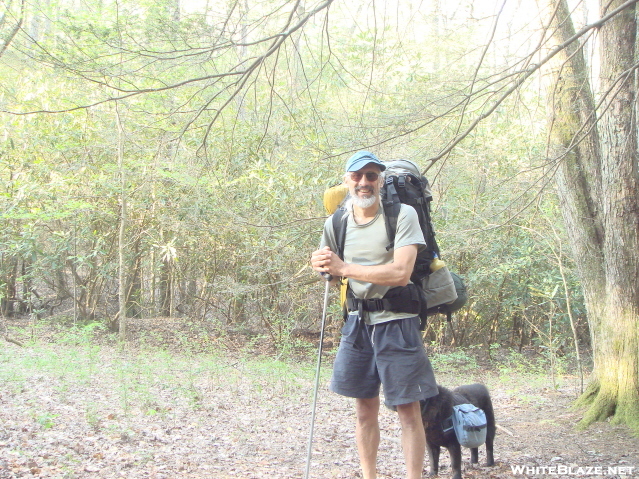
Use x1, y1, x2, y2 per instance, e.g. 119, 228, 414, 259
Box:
310, 151, 438, 479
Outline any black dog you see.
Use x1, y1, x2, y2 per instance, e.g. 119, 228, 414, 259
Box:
420, 383, 495, 479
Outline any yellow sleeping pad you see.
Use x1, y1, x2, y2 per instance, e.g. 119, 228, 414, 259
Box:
323, 184, 348, 215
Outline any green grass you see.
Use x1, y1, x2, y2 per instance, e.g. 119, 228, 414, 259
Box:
429, 347, 479, 374
425, 345, 586, 402
0, 322, 584, 433
0, 328, 323, 429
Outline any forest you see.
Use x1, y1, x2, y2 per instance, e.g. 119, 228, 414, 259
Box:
0, 0, 585, 354
1, 0, 638, 450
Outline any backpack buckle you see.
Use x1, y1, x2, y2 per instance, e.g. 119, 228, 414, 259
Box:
347, 297, 385, 312
363, 298, 385, 311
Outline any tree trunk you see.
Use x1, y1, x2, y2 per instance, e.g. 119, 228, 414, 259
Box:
544, 0, 639, 431
583, 0, 639, 431
117, 105, 127, 340
1, 254, 17, 317
159, 258, 172, 317
126, 237, 142, 319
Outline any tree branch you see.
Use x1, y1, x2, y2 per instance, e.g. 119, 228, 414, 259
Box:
0, 0, 25, 58
2, 0, 335, 119
425, 0, 639, 164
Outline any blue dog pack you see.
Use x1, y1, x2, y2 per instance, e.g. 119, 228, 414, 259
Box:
444, 403, 488, 448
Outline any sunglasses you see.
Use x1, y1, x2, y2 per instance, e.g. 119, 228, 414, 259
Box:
349, 171, 380, 182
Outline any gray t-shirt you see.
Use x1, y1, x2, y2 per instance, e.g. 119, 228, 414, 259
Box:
320, 204, 426, 325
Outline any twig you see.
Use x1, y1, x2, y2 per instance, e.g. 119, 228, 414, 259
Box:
0, 315, 24, 346
3, 335, 24, 347
496, 423, 515, 436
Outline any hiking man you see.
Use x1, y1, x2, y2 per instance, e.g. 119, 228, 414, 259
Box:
310, 150, 438, 479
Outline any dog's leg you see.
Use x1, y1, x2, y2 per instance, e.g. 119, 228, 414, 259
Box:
426, 442, 440, 476
483, 396, 496, 467
485, 433, 495, 466
470, 447, 478, 464
447, 444, 463, 479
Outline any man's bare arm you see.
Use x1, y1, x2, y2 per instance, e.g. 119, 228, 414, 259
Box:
310, 244, 417, 287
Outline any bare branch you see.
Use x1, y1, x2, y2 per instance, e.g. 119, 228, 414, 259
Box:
0, 0, 25, 58
425, 0, 639, 164
1, 0, 337, 163
429, 0, 509, 174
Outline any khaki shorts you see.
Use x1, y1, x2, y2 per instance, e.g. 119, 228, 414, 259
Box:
329, 313, 438, 407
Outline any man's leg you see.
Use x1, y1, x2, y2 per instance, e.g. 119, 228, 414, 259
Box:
355, 396, 380, 479
396, 401, 426, 479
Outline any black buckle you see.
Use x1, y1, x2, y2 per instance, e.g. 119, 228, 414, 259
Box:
346, 298, 358, 311
365, 299, 385, 311
348, 298, 384, 312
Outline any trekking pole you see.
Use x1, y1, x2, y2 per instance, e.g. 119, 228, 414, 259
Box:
304, 274, 331, 479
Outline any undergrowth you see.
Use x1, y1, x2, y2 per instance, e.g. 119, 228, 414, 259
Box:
0, 322, 325, 425
0, 319, 587, 421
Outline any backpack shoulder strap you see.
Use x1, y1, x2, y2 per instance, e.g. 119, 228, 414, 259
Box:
382, 177, 401, 251
331, 207, 348, 259
333, 182, 402, 256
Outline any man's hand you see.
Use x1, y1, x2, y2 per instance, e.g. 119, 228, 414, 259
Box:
311, 246, 346, 278
312, 244, 418, 287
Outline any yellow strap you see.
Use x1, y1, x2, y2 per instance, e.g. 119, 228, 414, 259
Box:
339, 277, 348, 308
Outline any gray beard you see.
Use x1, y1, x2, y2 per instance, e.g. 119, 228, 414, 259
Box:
351, 192, 378, 209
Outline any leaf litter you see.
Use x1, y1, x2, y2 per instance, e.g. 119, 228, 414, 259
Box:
0, 319, 638, 479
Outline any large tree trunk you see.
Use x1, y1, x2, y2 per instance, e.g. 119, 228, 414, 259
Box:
544, 0, 639, 431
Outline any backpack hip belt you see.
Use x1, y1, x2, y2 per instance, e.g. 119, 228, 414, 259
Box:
346, 284, 421, 315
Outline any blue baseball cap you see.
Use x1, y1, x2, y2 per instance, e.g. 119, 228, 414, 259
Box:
344, 151, 386, 172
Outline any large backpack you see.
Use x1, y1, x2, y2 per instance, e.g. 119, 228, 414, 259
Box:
325, 159, 466, 328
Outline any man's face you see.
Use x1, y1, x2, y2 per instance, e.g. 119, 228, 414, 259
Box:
345, 164, 382, 208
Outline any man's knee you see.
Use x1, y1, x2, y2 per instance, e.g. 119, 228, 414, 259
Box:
356, 397, 380, 424
396, 401, 423, 429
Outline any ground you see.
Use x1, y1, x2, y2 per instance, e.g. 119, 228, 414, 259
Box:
0, 318, 637, 479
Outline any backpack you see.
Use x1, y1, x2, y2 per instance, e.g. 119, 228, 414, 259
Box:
324, 159, 466, 328
444, 403, 488, 448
